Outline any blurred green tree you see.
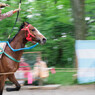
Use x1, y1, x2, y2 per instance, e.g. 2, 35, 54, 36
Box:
1, 0, 94, 67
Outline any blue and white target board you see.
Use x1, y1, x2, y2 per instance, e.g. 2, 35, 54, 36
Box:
75, 40, 95, 84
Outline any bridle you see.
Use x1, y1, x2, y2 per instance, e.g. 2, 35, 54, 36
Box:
21, 24, 35, 43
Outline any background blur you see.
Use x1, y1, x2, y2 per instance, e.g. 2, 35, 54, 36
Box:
0, 0, 95, 69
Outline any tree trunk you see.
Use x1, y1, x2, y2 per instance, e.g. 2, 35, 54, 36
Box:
70, 0, 86, 40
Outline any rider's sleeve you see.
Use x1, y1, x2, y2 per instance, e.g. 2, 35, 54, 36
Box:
0, 10, 13, 21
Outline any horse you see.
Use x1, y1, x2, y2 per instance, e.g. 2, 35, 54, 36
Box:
0, 22, 46, 95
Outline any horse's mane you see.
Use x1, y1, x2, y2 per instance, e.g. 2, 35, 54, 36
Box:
8, 22, 29, 43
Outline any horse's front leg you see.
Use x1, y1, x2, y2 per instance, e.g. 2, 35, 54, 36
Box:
6, 74, 21, 92
0, 75, 6, 95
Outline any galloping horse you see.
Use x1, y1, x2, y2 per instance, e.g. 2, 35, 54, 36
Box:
0, 22, 46, 95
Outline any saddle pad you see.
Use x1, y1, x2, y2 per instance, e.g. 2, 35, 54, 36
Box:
0, 42, 6, 58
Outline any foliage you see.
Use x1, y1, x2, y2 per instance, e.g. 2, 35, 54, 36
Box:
85, 0, 95, 38
0, 0, 95, 67
45, 72, 76, 85
0, 0, 75, 68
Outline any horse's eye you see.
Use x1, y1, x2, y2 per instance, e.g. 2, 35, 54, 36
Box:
32, 29, 35, 31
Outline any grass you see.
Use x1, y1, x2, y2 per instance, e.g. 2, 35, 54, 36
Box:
6, 71, 95, 86
44, 72, 76, 85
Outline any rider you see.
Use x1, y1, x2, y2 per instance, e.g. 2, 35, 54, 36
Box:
0, 2, 20, 21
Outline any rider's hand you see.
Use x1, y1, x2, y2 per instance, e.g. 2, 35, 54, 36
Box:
13, 8, 21, 14
15, 8, 21, 11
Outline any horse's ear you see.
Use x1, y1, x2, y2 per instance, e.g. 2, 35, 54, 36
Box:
24, 22, 28, 26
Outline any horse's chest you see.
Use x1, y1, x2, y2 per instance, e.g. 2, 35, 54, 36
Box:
1, 56, 19, 72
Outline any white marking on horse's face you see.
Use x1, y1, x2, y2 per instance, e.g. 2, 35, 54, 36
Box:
34, 27, 42, 35
33, 27, 46, 44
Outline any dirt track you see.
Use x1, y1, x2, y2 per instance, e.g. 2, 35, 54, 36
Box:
4, 84, 95, 95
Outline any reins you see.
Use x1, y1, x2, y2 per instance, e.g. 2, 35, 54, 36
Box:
8, 0, 22, 39
7, 24, 39, 52
0, 72, 15, 75
0, 24, 39, 62
0, 47, 20, 62
7, 41, 39, 52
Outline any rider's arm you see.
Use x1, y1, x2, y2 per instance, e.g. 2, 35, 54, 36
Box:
0, 8, 20, 21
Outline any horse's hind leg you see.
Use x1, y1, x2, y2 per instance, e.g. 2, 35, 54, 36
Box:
6, 74, 21, 92
0, 76, 6, 95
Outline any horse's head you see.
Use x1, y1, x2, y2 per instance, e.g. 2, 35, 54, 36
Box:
21, 22, 46, 44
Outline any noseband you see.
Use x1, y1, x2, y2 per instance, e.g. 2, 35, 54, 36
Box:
21, 24, 35, 42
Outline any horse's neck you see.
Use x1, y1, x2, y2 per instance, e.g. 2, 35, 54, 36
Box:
5, 30, 27, 61
10, 30, 27, 49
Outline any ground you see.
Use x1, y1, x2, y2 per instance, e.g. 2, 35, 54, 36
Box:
4, 84, 95, 95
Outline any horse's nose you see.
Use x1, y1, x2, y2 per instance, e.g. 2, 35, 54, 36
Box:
43, 38, 46, 43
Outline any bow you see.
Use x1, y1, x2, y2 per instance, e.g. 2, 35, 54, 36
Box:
8, 0, 22, 39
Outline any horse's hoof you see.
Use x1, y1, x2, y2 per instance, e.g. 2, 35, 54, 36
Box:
6, 87, 20, 92
6, 88, 13, 92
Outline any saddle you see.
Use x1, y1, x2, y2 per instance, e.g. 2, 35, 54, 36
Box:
0, 42, 6, 58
